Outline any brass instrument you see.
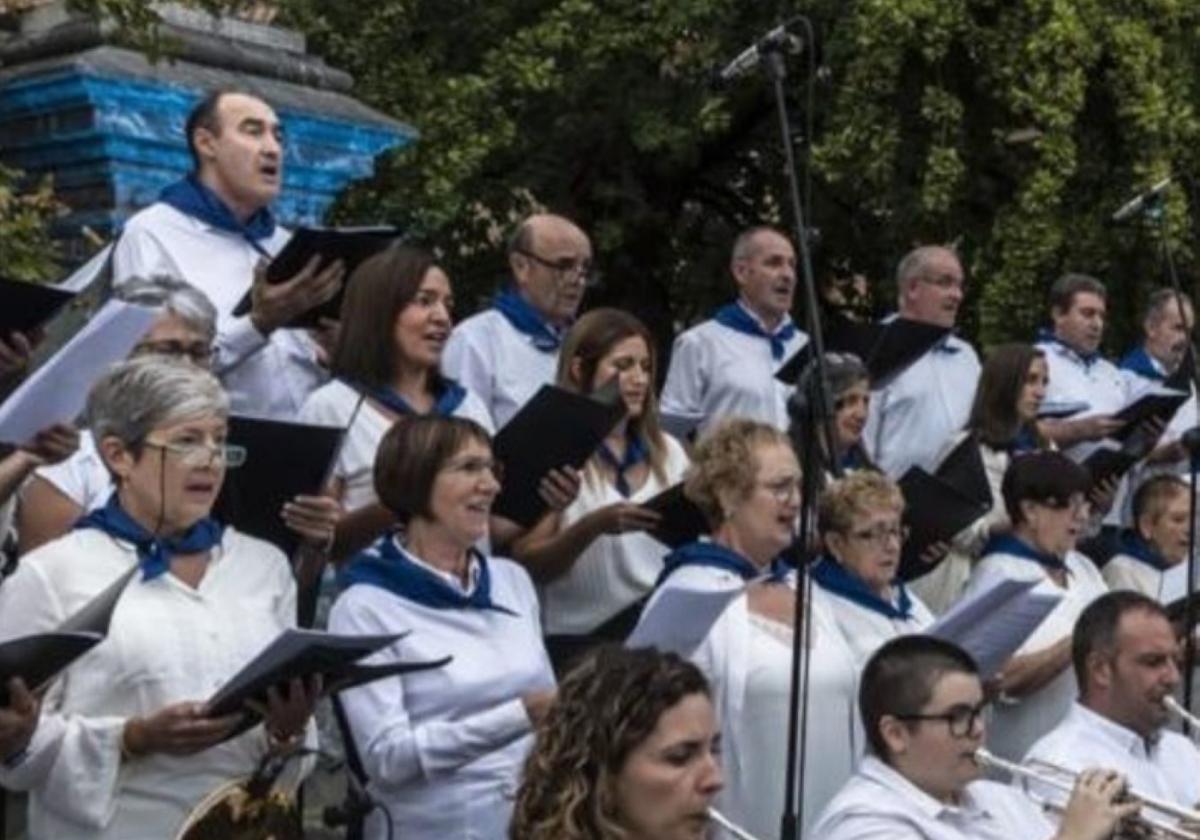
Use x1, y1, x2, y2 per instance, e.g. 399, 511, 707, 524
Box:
1164, 695, 1200, 737
174, 747, 305, 840
707, 806, 764, 840
974, 747, 1200, 840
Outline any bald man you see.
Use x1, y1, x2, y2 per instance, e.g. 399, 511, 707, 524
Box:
443, 214, 592, 429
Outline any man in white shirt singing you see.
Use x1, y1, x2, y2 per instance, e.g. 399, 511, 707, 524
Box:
660, 226, 809, 434
862, 245, 981, 477
114, 88, 345, 418
1025, 591, 1200, 817
813, 634, 1134, 840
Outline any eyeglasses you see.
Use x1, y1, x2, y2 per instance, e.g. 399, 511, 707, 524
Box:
132, 340, 214, 366
758, 476, 802, 503
895, 701, 988, 738
847, 524, 909, 546
144, 440, 247, 468
443, 456, 504, 483
515, 248, 600, 288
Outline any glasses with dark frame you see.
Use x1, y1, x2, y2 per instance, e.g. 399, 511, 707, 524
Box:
514, 248, 601, 288
894, 701, 988, 738
132, 340, 214, 366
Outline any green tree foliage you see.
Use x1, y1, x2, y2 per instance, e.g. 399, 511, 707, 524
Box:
74, 0, 1200, 349
0, 163, 63, 282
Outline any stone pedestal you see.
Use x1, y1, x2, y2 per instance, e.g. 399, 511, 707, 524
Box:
0, 1, 413, 259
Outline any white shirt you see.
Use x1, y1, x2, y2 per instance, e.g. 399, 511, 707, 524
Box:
31, 430, 110, 513
328, 545, 555, 840
963, 547, 1108, 760
299, 379, 494, 511
660, 313, 809, 434
442, 308, 559, 429
811, 576, 935, 670
541, 436, 690, 635
1102, 553, 1172, 600
864, 334, 981, 477
637, 565, 860, 840
1035, 336, 1126, 459
1024, 703, 1200, 812
113, 202, 326, 419
0, 527, 306, 840
812, 754, 1056, 840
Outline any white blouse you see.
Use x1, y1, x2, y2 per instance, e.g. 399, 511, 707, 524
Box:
328, 546, 555, 840
299, 378, 494, 512
0, 527, 305, 840
637, 565, 860, 840
540, 435, 690, 636
811, 580, 935, 670
963, 547, 1108, 761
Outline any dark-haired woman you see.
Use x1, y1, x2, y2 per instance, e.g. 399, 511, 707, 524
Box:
513, 308, 687, 669
329, 415, 555, 839
511, 646, 722, 840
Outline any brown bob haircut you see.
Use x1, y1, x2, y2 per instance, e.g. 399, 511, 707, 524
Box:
331, 243, 444, 390
374, 415, 492, 524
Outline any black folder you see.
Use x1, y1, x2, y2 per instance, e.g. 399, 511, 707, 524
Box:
776, 315, 952, 387
1113, 389, 1189, 441
0, 565, 135, 705
492, 382, 626, 527
1080, 445, 1140, 489
642, 483, 709, 549
0, 276, 76, 334
897, 467, 991, 581
213, 416, 344, 554
934, 435, 993, 508
231, 226, 401, 328
206, 628, 450, 724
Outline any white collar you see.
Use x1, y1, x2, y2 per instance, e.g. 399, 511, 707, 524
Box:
393, 536, 481, 596
1070, 702, 1160, 758
858, 755, 993, 822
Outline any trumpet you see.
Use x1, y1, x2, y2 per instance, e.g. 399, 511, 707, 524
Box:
974, 747, 1200, 840
707, 806, 764, 840
1164, 695, 1200, 736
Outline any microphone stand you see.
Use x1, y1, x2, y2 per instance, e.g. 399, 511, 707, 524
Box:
1145, 194, 1200, 717
756, 30, 840, 840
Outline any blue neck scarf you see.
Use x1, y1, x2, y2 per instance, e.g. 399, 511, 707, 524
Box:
340, 536, 516, 614
74, 493, 224, 581
933, 337, 961, 355
839, 445, 871, 472
713, 302, 797, 361
1117, 529, 1171, 571
656, 540, 791, 589
492, 289, 563, 352
1006, 425, 1041, 454
1037, 328, 1101, 369
158, 175, 276, 255
1118, 346, 1166, 382
348, 376, 467, 418
982, 533, 1067, 572
811, 555, 913, 620
596, 430, 649, 497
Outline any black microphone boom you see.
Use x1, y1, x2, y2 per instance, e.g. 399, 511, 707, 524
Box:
716, 23, 803, 84
1111, 176, 1173, 224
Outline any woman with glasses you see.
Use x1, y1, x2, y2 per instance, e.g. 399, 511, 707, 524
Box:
812, 471, 935, 668
963, 450, 1108, 761
0, 356, 320, 839
329, 415, 555, 840
632, 418, 859, 839
512, 309, 687, 672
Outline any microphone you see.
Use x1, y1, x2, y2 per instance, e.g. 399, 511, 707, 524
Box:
1111, 176, 1172, 224
716, 23, 804, 84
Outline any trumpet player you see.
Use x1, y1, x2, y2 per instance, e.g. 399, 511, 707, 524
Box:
813, 635, 1137, 840
1025, 591, 1200, 817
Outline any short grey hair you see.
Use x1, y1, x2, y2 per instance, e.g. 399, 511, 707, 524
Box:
731, 226, 788, 263
86, 356, 228, 455
894, 245, 959, 291
116, 275, 217, 343
1143, 287, 1193, 325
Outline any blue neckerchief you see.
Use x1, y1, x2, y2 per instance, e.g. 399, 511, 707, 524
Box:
713, 302, 797, 361
1037, 328, 1101, 369
1118, 346, 1166, 382
933, 336, 961, 355
339, 536, 516, 614
811, 555, 913, 620
596, 431, 649, 497
656, 540, 781, 588
839, 445, 871, 472
492, 288, 563, 352
982, 533, 1067, 572
1007, 425, 1041, 454
74, 493, 224, 581
158, 175, 276, 255
346, 376, 467, 418
1116, 529, 1171, 571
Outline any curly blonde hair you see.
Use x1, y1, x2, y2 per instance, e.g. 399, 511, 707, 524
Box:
684, 418, 792, 528
510, 646, 710, 840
